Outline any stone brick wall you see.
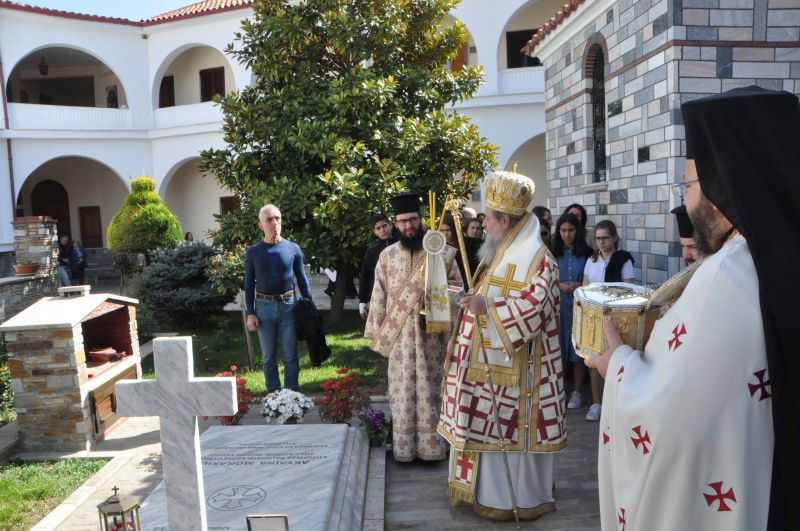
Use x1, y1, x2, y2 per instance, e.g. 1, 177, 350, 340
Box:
538, 0, 800, 284
0, 217, 58, 324
5, 325, 91, 452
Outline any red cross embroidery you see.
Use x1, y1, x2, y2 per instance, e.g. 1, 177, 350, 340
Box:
455, 454, 474, 481
630, 425, 651, 455
603, 432, 610, 445
618, 507, 626, 531
616, 365, 625, 382
704, 481, 736, 511
747, 369, 772, 401
668, 323, 687, 351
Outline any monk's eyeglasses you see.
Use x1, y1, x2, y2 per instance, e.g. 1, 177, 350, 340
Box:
672, 179, 699, 199
395, 216, 420, 226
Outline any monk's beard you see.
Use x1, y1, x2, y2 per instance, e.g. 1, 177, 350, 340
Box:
689, 195, 727, 255
399, 227, 425, 252
478, 232, 501, 264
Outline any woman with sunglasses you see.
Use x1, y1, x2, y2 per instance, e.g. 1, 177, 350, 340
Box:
581, 219, 635, 421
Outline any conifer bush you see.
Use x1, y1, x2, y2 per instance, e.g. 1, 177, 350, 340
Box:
135, 242, 231, 326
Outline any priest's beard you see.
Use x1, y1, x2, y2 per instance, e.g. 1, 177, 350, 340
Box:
478, 232, 502, 264
399, 226, 425, 252
689, 195, 728, 255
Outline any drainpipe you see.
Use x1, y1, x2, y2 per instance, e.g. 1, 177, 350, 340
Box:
0, 47, 16, 220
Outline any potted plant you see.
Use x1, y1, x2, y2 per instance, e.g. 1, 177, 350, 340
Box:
262, 389, 314, 424
14, 259, 40, 275
317, 367, 371, 424
203, 365, 252, 425
359, 407, 392, 447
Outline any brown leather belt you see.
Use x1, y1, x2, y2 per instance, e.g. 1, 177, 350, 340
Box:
255, 290, 294, 302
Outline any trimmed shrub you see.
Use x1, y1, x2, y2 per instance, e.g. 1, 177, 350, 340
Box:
107, 176, 182, 260
135, 243, 231, 327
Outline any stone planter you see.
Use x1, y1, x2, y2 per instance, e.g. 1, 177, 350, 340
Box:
14, 263, 40, 275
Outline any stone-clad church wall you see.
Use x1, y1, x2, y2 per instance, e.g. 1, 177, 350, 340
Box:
539, 0, 800, 284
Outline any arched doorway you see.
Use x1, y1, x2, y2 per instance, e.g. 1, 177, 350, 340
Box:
19, 157, 129, 248
163, 158, 234, 242
31, 180, 71, 238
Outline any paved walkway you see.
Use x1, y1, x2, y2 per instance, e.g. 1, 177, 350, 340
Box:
384, 401, 601, 530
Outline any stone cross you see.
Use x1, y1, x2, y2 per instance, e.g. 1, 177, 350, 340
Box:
115, 337, 236, 531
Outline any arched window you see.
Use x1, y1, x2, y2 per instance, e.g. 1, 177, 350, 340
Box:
591, 50, 606, 182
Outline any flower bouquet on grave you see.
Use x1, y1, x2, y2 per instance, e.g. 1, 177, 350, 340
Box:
262, 388, 314, 424
317, 367, 371, 424
202, 365, 252, 426
359, 407, 392, 447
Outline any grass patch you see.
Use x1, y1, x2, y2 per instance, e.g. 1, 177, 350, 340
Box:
0, 458, 107, 530
142, 310, 387, 396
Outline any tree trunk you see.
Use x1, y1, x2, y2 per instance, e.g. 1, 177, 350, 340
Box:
327, 261, 351, 325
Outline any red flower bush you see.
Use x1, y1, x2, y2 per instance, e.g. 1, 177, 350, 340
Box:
203, 365, 252, 425
317, 367, 370, 424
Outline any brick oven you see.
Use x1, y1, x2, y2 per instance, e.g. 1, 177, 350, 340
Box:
0, 286, 141, 452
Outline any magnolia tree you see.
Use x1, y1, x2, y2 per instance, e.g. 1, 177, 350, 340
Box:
202, 0, 497, 322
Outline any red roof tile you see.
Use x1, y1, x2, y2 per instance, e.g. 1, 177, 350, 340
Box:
0, 0, 254, 26
520, 0, 587, 56
145, 0, 255, 24
0, 0, 138, 25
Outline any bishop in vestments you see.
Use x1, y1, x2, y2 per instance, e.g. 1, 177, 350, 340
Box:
593, 87, 800, 530
438, 170, 566, 521
365, 192, 462, 463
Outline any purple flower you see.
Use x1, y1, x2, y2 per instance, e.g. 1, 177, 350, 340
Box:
361, 408, 385, 430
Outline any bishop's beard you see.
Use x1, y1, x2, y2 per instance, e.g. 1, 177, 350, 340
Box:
399, 227, 425, 252
478, 232, 501, 264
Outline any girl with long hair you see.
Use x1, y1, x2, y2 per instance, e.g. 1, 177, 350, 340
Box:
552, 213, 592, 410
582, 219, 635, 421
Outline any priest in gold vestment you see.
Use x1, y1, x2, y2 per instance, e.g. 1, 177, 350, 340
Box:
438, 171, 566, 521
365, 192, 462, 462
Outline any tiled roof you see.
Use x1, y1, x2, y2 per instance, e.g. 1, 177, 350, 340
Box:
145, 0, 255, 24
0, 0, 254, 26
0, 0, 137, 25
520, 0, 587, 56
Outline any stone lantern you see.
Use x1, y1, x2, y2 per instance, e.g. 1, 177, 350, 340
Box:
97, 486, 141, 530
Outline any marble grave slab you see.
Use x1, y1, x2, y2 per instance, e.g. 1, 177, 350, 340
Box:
140, 424, 369, 531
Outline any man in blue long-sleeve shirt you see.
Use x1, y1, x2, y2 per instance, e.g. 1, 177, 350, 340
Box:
245, 204, 312, 392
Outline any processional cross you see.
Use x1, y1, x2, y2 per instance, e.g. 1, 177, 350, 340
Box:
115, 337, 237, 531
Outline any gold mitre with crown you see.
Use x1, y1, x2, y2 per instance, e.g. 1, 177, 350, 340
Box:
484, 170, 536, 216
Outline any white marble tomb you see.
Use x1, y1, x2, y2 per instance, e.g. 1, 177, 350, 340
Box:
139, 424, 369, 531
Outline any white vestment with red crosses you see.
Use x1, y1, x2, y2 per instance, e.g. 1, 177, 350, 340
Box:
599, 235, 773, 531
437, 212, 566, 519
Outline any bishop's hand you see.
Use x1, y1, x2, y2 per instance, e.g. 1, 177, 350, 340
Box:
459, 295, 488, 315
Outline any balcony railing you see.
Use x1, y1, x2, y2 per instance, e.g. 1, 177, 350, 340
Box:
7, 103, 132, 130
154, 102, 222, 129
497, 67, 545, 95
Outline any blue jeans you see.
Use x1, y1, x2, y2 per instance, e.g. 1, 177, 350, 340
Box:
57, 266, 72, 286
255, 297, 299, 392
